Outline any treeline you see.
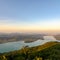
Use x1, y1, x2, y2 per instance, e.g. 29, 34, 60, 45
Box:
0, 42, 60, 60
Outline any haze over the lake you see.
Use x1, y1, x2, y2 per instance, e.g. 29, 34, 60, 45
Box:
0, 0, 60, 33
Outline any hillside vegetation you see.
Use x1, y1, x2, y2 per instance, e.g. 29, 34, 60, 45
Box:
0, 42, 60, 60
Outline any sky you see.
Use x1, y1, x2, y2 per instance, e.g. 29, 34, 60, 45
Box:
0, 0, 60, 33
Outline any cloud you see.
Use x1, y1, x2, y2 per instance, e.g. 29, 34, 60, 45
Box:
0, 18, 19, 25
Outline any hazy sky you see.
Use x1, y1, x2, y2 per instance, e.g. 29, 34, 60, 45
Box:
0, 0, 60, 33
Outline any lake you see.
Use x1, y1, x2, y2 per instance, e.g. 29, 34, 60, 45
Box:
0, 39, 60, 53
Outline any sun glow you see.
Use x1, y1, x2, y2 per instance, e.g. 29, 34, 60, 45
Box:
0, 24, 60, 33
0, 18, 60, 33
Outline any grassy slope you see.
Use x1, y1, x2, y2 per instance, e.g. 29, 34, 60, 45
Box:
38, 43, 60, 60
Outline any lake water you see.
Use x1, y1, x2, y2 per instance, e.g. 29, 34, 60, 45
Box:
0, 39, 60, 53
